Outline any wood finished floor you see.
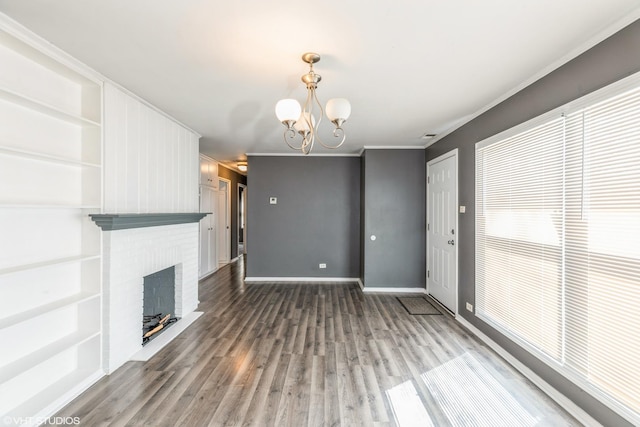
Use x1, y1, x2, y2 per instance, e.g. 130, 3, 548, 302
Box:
54, 257, 580, 426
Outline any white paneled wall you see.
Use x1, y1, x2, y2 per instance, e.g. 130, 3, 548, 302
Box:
103, 83, 199, 213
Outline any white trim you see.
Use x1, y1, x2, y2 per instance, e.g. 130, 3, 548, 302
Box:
456, 317, 603, 427
358, 145, 426, 156
426, 6, 640, 149
237, 183, 247, 256
34, 370, 104, 426
130, 312, 203, 362
0, 13, 102, 84
217, 177, 232, 264
246, 152, 361, 157
426, 148, 459, 316
425, 148, 458, 165
356, 278, 364, 290
362, 287, 427, 294
477, 69, 640, 150
362, 146, 425, 150
244, 277, 360, 283
199, 153, 218, 163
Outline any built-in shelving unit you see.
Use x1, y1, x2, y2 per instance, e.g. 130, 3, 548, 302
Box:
0, 20, 103, 422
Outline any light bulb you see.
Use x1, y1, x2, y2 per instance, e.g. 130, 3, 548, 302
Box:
326, 98, 351, 122
275, 99, 302, 122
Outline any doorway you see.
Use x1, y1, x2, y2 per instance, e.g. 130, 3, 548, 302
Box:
238, 184, 247, 255
426, 149, 458, 314
217, 177, 231, 265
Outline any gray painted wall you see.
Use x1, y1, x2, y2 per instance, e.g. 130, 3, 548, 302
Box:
426, 19, 640, 427
362, 149, 426, 288
246, 156, 360, 278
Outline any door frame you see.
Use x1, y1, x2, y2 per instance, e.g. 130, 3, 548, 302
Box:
218, 177, 232, 264
237, 183, 247, 255
426, 148, 459, 316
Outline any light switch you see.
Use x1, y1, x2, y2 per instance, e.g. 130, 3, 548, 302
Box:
269, 197, 277, 205
459, 205, 466, 213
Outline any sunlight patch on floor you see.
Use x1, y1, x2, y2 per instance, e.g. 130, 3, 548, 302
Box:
386, 380, 435, 427
421, 352, 539, 426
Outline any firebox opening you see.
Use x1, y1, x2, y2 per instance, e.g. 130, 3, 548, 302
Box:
142, 266, 179, 345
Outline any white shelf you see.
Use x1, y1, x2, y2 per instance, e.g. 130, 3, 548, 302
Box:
0, 292, 100, 330
0, 330, 99, 384
3, 367, 103, 422
0, 22, 103, 423
0, 145, 101, 168
0, 86, 100, 127
0, 255, 99, 277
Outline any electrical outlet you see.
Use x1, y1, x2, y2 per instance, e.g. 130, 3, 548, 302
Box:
319, 263, 327, 269
466, 302, 473, 312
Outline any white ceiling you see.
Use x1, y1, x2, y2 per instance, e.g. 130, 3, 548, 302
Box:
1, 1, 639, 168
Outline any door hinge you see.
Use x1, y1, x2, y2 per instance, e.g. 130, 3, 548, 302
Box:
427, 270, 430, 278
427, 223, 430, 231
427, 176, 430, 184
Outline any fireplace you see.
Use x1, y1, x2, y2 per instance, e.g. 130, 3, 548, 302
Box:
142, 266, 178, 344
90, 213, 207, 374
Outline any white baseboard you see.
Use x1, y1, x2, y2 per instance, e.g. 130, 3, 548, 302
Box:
131, 311, 203, 362
456, 316, 602, 427
33, 369, 104, 427
244, 277, 360, 283
362, 287, 427, 294
357, 278, 364, 290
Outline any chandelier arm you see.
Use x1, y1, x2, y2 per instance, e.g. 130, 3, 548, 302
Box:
284, 127, 302, 151
301, 131, 314, 155
311, 87, 324, 130
300, 87, 315, 149
316, 128, 347, 149
302, 139, 311, 155
315, 119, 347, 149
309, 85, 347, 150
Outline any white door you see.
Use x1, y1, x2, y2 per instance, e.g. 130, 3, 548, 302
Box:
427, 149, 458, 313
217, 179, 231, 264
199, 186, 217, 277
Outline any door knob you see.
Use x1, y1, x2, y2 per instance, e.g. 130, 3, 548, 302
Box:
448, 240, 455, 245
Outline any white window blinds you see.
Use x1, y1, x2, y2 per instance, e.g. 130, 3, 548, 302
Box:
476, 85, 640, 421
476, 118, 565, 361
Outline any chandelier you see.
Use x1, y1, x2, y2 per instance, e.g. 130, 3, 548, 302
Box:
275, 52, 351, 155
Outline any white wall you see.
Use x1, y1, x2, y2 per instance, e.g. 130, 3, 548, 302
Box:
102, 223, 199, 373
103, 83, 200, 213
101, 83, 202, 373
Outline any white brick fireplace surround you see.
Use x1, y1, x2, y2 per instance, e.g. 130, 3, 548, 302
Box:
102, 223, 200, 373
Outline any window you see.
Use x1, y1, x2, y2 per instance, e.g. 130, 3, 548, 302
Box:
476, 81, 640, 422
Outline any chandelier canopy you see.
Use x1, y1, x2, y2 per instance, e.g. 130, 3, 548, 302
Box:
275, 53, 351, 155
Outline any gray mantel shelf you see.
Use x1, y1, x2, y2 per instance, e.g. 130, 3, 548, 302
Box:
89, 213, 209, 231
